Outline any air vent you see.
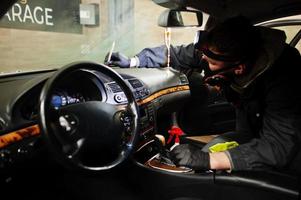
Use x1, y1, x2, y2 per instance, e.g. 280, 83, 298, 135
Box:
107, 82, 122, 93
179, 74, 188, 84
128, 79, 143, 88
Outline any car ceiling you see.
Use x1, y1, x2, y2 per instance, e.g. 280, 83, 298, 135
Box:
2, 0, 301, 24
155, 0, 301, 23
0, 0, 15, 18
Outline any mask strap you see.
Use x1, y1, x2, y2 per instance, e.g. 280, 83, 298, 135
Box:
202, 48, 242, 63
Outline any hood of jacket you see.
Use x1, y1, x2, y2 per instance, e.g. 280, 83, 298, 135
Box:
231, 27, 287, 93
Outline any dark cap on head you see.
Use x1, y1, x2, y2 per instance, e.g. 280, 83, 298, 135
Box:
200, 15, 262, 63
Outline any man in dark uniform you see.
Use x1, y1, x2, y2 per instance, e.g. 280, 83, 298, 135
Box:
106, 16, 301, 173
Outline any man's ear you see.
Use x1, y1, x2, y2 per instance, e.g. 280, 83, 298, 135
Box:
234, 64, 246, 75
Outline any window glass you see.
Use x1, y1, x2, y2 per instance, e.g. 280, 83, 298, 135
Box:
273, 25, 300, 44
274, 25, 301, 52
0, 0, 207, 74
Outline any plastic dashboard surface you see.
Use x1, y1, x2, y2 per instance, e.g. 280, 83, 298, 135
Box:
0, 68, 187, 128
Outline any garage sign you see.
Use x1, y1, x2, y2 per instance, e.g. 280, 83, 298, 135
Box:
0, 0, 82, 34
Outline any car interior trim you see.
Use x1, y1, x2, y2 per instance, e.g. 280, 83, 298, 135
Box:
0, 124, 40, 149
137, 85, 190, 105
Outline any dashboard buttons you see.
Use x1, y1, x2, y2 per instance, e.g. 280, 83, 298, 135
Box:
119, 111, 133, 134
106, 80, 150, 104
114, 94, 127, 103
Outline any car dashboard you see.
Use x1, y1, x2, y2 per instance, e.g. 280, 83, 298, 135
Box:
0, 66, 190, 171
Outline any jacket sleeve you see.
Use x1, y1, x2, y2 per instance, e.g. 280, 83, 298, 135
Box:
227, 48, 301, 171
228, 108, 300, 170
135, 43, 202, 69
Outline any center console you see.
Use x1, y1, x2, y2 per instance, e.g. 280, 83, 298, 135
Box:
134, 100, 196, 173
134, 135, 193, 174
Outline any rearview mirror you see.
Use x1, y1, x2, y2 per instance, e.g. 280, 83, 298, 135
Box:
158, 9, 203, 27
152, 0, 184, 9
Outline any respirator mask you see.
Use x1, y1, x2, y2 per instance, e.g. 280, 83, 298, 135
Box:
200, 47, 243, 87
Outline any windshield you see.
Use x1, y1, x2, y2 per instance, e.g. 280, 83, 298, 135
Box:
0, 0, 202, 75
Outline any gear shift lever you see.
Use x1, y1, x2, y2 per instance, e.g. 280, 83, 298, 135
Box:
153, 135, 175, 166
143, 135, 193, 173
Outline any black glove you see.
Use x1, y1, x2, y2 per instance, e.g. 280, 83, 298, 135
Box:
105, 52, 130, 68
171, 144, 210, 170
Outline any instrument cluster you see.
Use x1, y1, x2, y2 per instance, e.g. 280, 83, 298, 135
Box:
51, 91, 86, 109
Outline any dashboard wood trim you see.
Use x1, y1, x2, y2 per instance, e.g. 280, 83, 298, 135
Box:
0, 124, 40, 149
137, 85, 190, 105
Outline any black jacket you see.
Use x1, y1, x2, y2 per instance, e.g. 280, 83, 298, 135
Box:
227, 44, 301, 172
134, 28, 301, 172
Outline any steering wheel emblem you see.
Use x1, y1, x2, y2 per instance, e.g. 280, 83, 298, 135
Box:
59, 114, 77, 132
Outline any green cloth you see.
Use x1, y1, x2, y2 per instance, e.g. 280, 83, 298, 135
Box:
209, 141, 239, 153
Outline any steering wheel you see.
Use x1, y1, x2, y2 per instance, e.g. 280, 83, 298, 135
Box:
39, 62, 139, 171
